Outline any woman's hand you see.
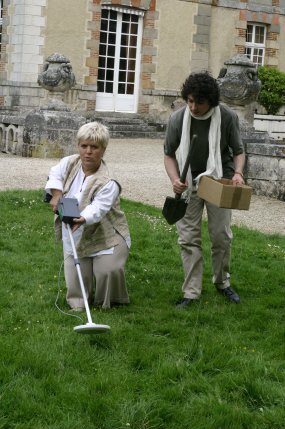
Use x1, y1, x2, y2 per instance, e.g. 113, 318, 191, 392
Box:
50, 191, 63, 213
71, 216, 86, 232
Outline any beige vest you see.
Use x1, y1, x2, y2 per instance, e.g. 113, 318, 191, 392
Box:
55, 154, 130, 258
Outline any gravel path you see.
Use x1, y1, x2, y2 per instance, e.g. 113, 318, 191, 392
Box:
1, 139, 284, 236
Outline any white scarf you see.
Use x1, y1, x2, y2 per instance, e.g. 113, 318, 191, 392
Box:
176, 105, 222, 198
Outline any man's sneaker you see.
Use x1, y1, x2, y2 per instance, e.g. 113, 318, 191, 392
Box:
176, 298, 193, 309
219, 286, 240, 303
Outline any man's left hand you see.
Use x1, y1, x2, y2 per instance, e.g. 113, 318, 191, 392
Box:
232, 172, 244, 186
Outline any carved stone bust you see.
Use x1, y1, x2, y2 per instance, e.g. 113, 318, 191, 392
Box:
38, 53, 76, 93
217, 54, 261, 106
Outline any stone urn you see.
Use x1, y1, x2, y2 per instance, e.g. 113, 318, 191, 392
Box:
38, 53, 76, 111
217, 54, 261, 128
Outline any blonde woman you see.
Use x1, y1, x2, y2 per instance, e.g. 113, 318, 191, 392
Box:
46, 122, 130, 310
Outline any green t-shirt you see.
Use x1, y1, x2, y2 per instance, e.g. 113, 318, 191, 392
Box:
189, 117, 210, 177
164, 103, 244, 179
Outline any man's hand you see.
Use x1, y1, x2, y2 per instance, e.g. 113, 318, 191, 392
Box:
233, 153, 245, 186
172, 177, 188, 195
232, 172, 244, 186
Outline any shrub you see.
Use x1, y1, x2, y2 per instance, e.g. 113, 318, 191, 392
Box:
257, 66, 285, 115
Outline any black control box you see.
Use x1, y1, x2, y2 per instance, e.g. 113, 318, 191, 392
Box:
57, 197, 81, 225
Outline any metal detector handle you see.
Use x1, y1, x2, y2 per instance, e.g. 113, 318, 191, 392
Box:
175, 134, 197, 200
66, 224, 93, 325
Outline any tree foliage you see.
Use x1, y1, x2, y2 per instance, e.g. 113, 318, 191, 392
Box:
257, 66, 285, 115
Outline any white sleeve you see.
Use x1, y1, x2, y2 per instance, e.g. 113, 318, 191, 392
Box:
45, 157, 70, 192
81, 180, 120, 225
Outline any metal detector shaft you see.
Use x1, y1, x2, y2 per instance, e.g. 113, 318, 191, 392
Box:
66, 224, 93, 325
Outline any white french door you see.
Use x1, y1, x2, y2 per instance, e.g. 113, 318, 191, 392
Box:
96, 7, 143, 113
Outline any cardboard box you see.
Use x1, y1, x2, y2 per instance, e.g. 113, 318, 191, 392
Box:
197, 176, 252, 210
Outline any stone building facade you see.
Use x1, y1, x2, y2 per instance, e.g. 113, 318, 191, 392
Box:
0, 0, 284, 199
0, 0, 284, 120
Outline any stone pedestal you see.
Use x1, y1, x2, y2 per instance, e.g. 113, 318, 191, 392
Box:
22, 53, 85, 158
217, 54, 285, 201
22, 109, 85, 158
37, 53, 76, 111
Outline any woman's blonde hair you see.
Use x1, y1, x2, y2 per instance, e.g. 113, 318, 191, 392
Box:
77, 121, 110, 148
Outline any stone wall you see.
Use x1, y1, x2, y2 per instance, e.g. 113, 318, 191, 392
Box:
0, 81, 97, 111
21, 110, 85, 158
0, 106, 85, 158
0, 104, 284, 200
254, 114, 285, 140
243, 132, 285, 201
3, 0, 47, 83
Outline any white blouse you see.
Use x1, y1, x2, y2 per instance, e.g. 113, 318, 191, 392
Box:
45, 156, 131, 256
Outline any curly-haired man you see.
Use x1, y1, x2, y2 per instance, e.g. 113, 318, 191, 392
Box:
164, 71, 245, 308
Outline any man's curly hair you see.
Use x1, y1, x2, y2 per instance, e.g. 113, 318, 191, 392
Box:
181, 71, 220, 107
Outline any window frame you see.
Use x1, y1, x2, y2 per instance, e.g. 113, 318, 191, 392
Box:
245, 23, 266, 66
0, 0, 3, 51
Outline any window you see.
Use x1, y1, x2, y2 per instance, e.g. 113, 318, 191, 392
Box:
98, 9, 139, 95
245, 24, 266, 66
96, 5, 144, 112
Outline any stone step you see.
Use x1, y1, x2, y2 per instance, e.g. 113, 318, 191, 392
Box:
0, 107, 167, 139
110, 130, 166, 139
91, 113, 166, 139
98, 122, 158, 132
95, 118, 141, 126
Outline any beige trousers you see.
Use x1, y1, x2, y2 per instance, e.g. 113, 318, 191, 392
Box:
176, 191, 232, 299
64, 233, 130, 309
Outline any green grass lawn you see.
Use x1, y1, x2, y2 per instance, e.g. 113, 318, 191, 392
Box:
0, 190, 284, 429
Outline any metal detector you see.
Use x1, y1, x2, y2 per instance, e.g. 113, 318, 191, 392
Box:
58, 197, 111, 335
